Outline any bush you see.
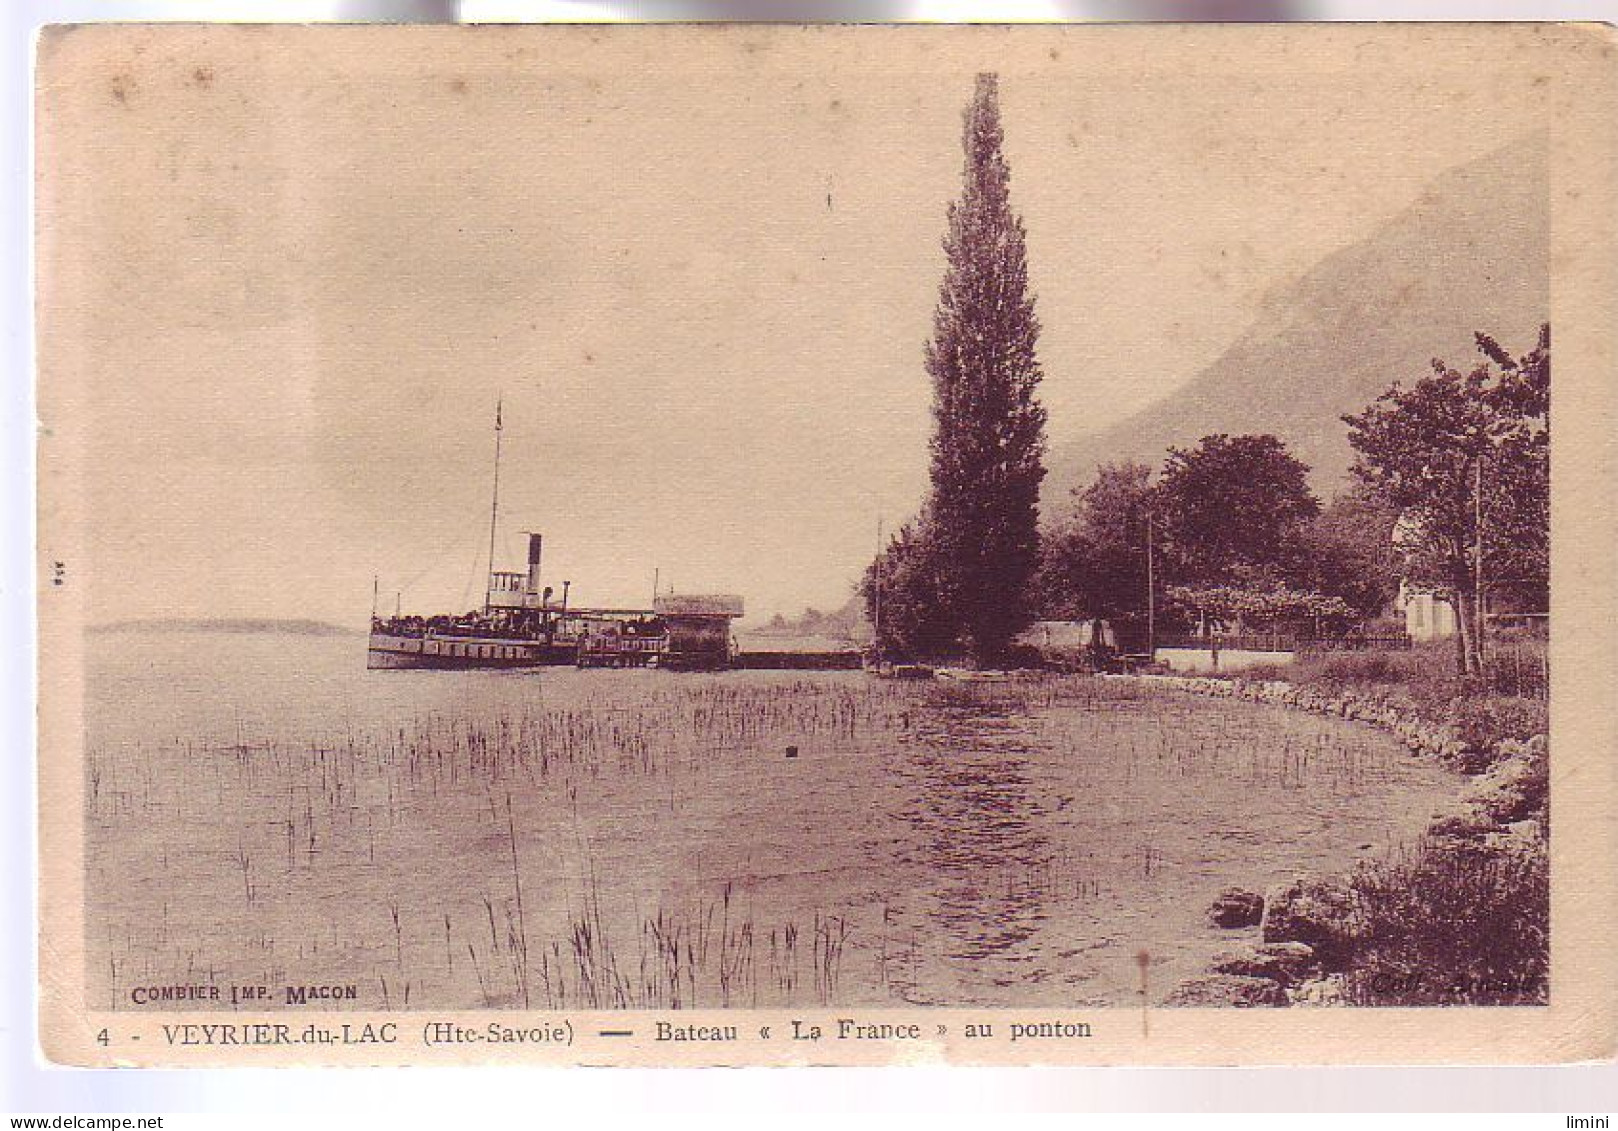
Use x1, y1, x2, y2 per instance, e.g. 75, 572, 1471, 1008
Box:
1310, 651, 1411, 685
1449, 693, 1547, 748
1340, 840, 1548, 1006
1279, 641, 1454, 706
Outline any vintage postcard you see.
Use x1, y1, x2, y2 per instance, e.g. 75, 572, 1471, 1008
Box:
34, 23, 1617, 1066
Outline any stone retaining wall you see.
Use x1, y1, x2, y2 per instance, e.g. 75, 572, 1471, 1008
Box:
1113, 672, 1478, 764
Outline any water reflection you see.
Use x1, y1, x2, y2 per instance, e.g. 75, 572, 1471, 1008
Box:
882, 690, 1052, 1003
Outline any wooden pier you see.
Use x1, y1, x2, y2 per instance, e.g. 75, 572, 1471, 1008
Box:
733, 649, 863, 671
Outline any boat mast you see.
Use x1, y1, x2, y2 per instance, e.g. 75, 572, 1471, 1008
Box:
484, 397, 503, 615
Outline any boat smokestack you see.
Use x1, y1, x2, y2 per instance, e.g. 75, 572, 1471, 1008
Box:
526, 533, 543, 597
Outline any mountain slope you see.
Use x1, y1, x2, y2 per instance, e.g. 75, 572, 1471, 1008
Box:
1045, 136, 1549, 509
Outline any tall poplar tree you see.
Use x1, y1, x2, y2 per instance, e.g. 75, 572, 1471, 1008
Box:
922, 73, 1048, 664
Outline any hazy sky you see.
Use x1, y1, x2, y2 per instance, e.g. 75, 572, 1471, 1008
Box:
38, 25, 1552, 625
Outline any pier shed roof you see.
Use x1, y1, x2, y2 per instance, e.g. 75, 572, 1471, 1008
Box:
654, 594, 745, 618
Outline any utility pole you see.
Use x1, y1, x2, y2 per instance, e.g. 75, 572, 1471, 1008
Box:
1145, 507, 1157, 662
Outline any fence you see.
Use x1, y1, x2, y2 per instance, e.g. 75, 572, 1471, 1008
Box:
1297, 633, 1415, 654
1484, 642, 1550, 701
1155, 633, 1296, 653
1154, 632, 1413, 654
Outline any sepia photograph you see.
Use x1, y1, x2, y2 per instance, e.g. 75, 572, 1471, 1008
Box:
31, 21, 1617, 1069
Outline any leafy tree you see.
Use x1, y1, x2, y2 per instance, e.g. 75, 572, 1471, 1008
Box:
1165, 583, 1356, 633
1303, 484, 1404, 619
1035, 461, 1153, 626
919, 73, 1048, 665
1154, 434, 1320, 588
1344, 325, 1549, 674
860, 518, 957, 661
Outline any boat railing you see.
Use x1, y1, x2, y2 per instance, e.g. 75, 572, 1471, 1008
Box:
373, 617, 546, 643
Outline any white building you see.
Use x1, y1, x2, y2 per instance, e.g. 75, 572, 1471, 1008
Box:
1400, 582, 1458, 641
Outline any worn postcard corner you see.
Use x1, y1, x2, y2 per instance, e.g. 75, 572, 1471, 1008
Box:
33, 21, 1618, 1068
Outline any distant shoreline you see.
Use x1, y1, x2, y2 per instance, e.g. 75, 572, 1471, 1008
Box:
88, 617, 361, 638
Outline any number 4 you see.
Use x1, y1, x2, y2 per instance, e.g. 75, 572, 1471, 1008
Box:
97, 1028, 109, 1046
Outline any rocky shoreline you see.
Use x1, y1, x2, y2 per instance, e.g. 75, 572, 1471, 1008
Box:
1112, 673, 1550, 1007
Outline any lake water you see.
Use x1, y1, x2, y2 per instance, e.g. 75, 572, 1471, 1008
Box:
84, 628, 1459, 1011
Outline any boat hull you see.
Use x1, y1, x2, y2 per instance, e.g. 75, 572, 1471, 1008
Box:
367, 632, 572, 670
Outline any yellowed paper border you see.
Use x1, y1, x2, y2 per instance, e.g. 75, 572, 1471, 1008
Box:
34, 21, 1618, 1067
